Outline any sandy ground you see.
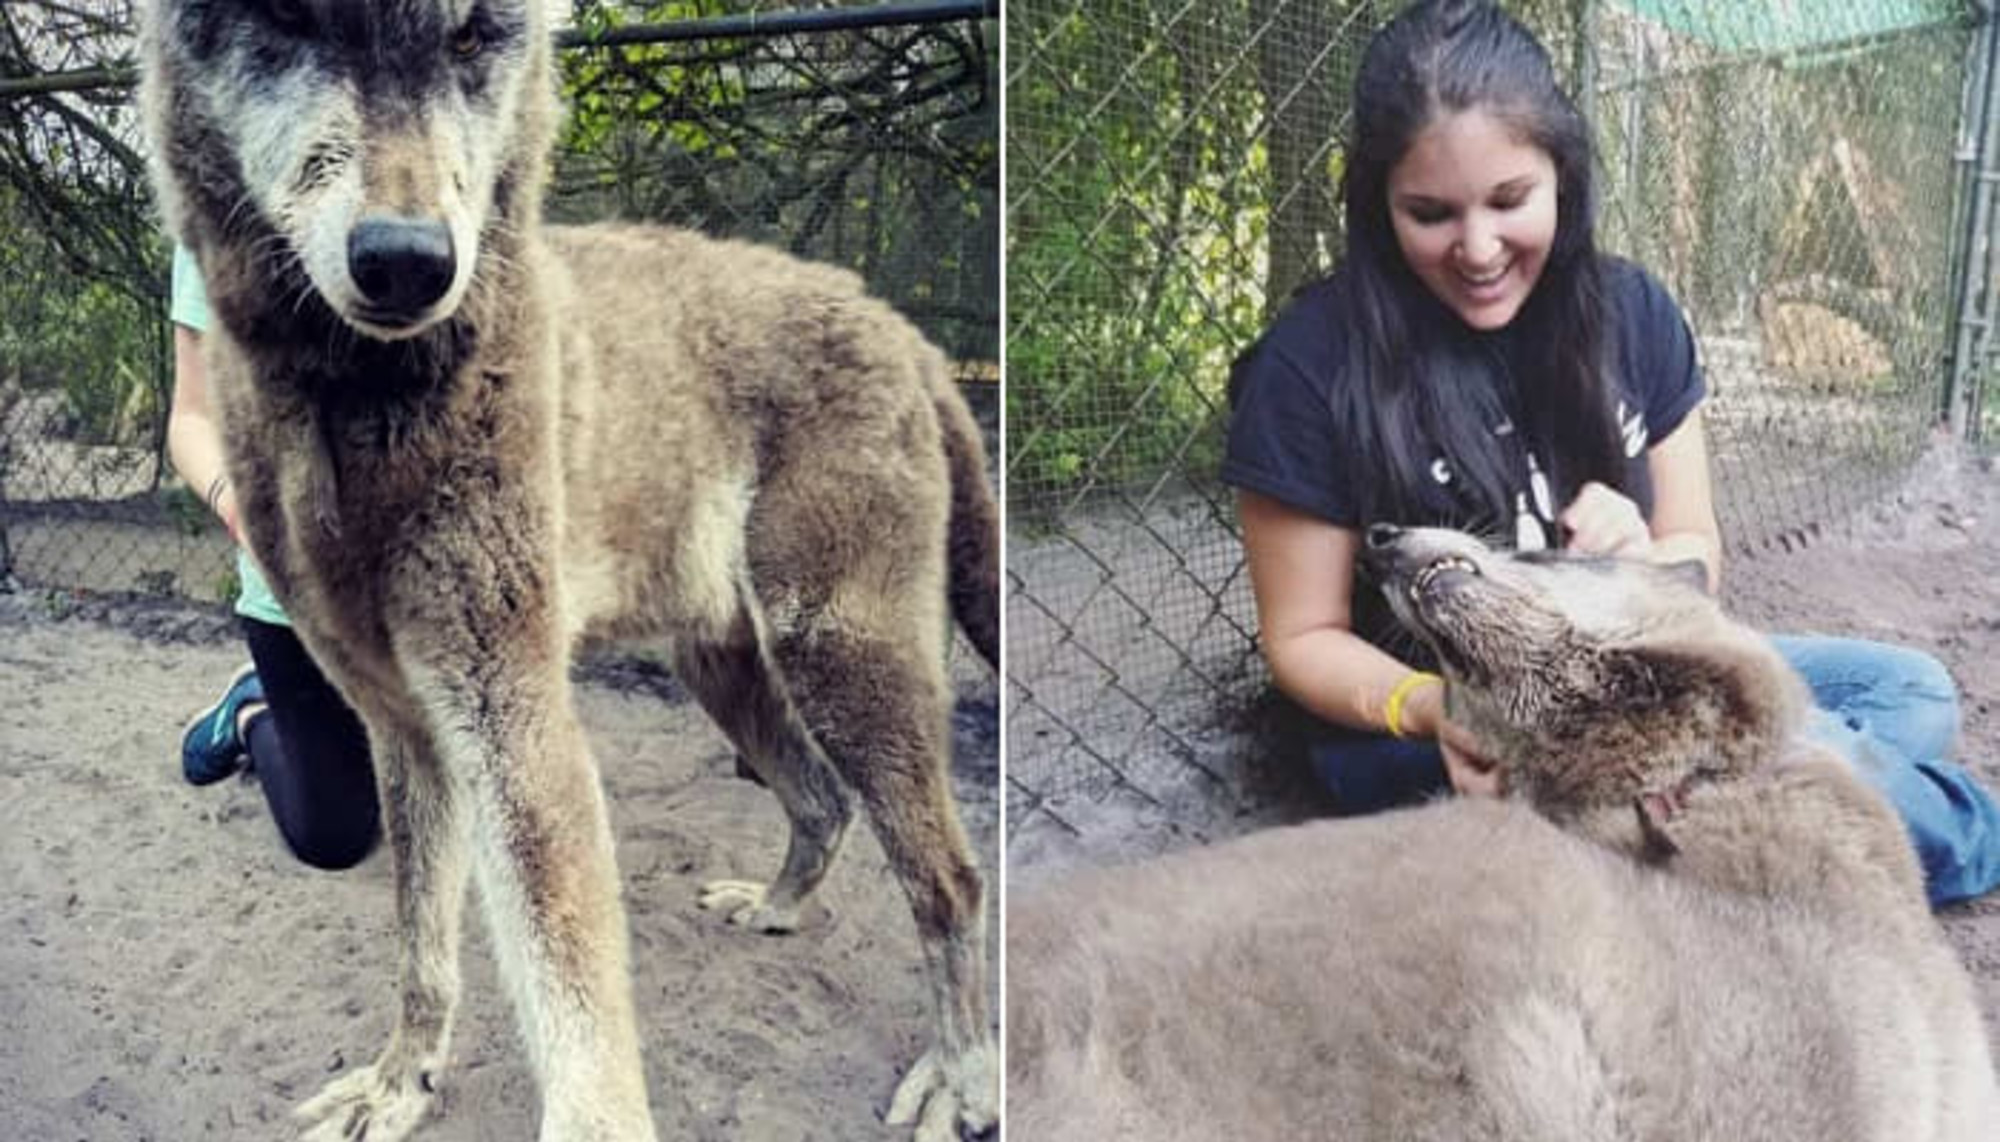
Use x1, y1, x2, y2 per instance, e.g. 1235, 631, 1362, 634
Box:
0, 602, 998, 1142
1008, 445, 2000, 1058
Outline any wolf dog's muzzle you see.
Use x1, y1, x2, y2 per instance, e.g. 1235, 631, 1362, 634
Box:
348, 216, 457, 326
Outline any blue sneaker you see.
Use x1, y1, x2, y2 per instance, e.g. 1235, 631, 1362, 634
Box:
181, 663, 265, 785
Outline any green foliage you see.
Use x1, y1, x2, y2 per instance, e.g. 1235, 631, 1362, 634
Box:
1007, 1, 1302, 507
160, 483, 212, 539
0, 2, 171, 456
212, 567, 242, 606
553, 1, 998, 361
1, 194, 165, 449
560, 1, 746, 176
1008, 0, 1969, 508
55, 283, 158, 444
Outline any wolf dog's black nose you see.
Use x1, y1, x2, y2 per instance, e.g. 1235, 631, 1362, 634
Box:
348, 217, 456, 317
1366, 523, 1402, 550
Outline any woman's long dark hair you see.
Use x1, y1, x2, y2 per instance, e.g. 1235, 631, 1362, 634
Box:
1335, 0, 1626, 531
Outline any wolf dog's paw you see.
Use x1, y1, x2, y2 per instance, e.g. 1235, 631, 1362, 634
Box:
698, 878, 802, 933
886, 1041, 999, 1142
295, 1060, 438, 1142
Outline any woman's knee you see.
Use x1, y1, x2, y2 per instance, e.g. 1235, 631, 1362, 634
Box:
1776, 635, 1953, 697
1880, 643, 1956, 700
276, 812, 381, 871
1775, 635, 1960, 758
1865, 643, 1961, 754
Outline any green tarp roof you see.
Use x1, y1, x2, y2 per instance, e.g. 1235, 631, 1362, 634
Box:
1620, 0, 1965, 54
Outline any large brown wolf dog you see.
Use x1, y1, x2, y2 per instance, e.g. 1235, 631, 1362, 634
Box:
139, 2, 998, 1139
1007, 526, 1997, 1141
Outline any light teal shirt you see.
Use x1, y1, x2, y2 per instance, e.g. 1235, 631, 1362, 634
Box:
171, 246, 291, 628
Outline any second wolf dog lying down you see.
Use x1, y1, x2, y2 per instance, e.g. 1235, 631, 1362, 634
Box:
1006, 526, 1998, 1142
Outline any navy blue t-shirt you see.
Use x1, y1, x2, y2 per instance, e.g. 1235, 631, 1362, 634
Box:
1226, 257, 1703, 533
1223, 257, 1706, 651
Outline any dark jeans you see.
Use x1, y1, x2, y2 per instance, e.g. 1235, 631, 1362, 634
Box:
241, 618, 380, 870
1303, 722, 1450, 816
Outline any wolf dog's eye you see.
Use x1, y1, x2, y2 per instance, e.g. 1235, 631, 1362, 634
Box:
452, 21, 484, 58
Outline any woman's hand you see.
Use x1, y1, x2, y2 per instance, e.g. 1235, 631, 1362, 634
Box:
1438, 718, 1505, 797
1400, 682, 1505, 798
1560, 481, 1651, 558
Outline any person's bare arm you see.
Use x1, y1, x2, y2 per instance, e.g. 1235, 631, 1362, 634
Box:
1643, 410, 1722, 592
1239, 490, 1501, 795
165, 325, 242, 542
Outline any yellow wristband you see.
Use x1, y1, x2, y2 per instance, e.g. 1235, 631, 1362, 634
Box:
1384, 670, 1443, 739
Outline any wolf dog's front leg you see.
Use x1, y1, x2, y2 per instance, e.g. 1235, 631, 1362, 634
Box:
297, 731, 469, 1142
409, 658, 656, 1142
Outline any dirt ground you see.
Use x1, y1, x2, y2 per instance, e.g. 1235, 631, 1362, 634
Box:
4, 446, 1996, 1139
1008, 445, 2000, 1058
0, 600, 998, 1142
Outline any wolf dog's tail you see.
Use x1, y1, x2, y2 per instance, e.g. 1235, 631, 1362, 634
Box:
932, 363, 1001, 670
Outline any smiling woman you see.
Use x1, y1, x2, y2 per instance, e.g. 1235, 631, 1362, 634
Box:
1385, 109, 1557, 332
1224, 0, 1696, 809
1220, 0, 2000, 908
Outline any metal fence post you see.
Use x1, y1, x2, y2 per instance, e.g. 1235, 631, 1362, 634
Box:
1948, 2, 2000, 441
1573, 0, 1599, 130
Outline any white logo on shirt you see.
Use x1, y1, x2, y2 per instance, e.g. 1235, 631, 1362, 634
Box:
1618, 400, 1648, 458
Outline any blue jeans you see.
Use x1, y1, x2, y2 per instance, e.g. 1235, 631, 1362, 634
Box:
1772, 636, 2000, 908
1303, 635, 2000, 907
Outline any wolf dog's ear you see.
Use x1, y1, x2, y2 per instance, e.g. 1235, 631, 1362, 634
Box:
1658, 559, 1711, 595
1602, 641, 1754, 718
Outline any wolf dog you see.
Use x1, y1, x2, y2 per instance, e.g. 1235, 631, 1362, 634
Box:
1007, 526, 1998, 1141
138, 2, 998, 1139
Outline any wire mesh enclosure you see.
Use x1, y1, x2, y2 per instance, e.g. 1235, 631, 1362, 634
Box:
1005, 0, 1988, 831
0, 0, 997, 604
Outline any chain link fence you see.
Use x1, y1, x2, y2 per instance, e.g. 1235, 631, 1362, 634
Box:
0, 0, 997, 604
1006, 0, 1989, 833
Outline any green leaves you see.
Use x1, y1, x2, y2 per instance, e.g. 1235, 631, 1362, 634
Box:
551, 2, 997, 360
1006, 0, 1277, 506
